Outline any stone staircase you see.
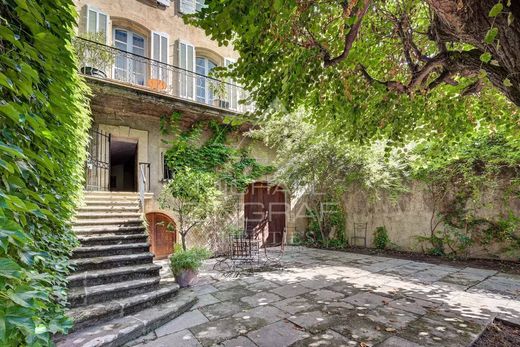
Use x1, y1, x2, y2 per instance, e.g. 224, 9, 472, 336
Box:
56, 191, 196, 347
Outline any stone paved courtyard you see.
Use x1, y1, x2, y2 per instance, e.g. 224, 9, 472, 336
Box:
127, 247, 520, 347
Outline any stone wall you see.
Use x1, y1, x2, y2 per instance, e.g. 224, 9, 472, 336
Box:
88, 80, 305, 247
343, 181, 520, 260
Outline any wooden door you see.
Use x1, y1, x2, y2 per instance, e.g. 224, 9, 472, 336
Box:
146, 212, 176, 259
244, 182, 286, 246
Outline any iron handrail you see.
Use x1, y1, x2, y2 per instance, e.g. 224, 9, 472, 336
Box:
74, 37, 252, 112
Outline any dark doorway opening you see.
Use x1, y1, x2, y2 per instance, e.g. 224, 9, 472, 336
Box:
110, 138, 138, 192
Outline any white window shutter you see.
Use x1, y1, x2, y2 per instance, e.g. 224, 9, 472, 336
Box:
157, 0, 171, 6
85, 5, 109, 43
224, 58, 239, 111
180, 0, 196, 14
151, 32, 169, 83
178, 40, 195, 99
195, 0, 206, 12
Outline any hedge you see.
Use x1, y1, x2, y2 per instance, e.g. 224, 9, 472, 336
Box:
0, 1, 90, 345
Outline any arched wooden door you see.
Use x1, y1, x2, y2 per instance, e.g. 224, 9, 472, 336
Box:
146, 212, 176, 259
244, 182, 286, 246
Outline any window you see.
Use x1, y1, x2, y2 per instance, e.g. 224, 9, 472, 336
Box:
196, 56, 217, 105
113, 28, 146, 85
161, 151, 173, 181
180, 0, 205, 14
178, 41, 195, 99
86, 6, 108, 42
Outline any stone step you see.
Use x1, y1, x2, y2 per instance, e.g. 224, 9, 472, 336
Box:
73, 218, 143, 227
78, 234, 148, 246
75, 212, 142, 220
66, 283, 180, 332
77, 206, 140, 213
68, 277, 160, 308
82, 200, 140, 207
72, 243, 150, 259
55, 290, 197, 347
70, 253, 154, 272
73, 225, 146, 235
68, 263, 162, 288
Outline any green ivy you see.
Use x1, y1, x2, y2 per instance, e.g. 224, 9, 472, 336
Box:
160, 115, 273, 191
0, 1, 90, 345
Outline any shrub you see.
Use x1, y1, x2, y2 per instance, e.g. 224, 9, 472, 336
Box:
169, 245, 212, 275
0, 1, 90, 345
373, 226, 390, 249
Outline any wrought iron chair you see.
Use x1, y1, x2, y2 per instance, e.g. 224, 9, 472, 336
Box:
351, 222, 368, 247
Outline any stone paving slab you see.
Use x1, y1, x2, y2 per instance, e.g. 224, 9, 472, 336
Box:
199, 300, 250, 321
135, 330, 201, 347
131, 247, 520, 347
155, 310, 208, 337
247, 320, 310, 347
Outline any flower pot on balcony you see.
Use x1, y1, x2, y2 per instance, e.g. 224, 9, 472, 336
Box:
80, 66, 107, 78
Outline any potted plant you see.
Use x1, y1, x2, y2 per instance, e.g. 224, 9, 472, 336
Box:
169, 245, 211, 287
74, 32, 115, 78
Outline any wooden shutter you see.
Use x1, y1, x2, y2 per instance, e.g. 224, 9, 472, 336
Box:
179, 0, 196, 14
152, 32, 169, 83
224, 58, 239, 110
178, 41, 195, 99
195, 0, 206, 11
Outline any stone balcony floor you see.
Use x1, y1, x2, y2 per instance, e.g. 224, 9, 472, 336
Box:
126, 246, 520, 347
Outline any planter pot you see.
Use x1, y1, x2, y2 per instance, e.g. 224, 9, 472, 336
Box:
80, 66, 107, 78
175, 269, 198, 288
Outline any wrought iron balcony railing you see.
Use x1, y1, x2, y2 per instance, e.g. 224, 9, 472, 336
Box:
74, 37, 252, 113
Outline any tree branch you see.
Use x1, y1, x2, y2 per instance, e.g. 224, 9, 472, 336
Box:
324, 0, 372, 67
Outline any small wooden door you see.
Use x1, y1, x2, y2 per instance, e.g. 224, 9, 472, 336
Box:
146, 212, 176, 259
244, 182, 286, 246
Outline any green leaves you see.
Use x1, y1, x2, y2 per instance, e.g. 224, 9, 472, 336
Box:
484, 27, 499, 44
0, 258, 22, 280
1, 0, 90, 345
480, 51, 492, 63
488, 3, 503, 17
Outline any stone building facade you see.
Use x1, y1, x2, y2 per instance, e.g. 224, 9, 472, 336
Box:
73, 0, 306, 253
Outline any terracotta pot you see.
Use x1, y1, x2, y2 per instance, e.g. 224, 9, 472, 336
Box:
175, 269, 198, 288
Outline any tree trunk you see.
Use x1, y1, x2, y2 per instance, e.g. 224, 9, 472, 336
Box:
181, 232, 187, 251
427, 0, 520, 105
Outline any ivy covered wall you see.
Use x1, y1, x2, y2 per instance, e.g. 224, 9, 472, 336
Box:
0, 1, 90, 345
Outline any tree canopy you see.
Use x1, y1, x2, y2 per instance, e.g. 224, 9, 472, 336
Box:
189, 0, 519, 144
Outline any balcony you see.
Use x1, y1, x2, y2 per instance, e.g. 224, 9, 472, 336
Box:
74, 37, 252, 113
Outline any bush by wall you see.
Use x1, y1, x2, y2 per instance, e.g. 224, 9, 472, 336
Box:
373, 226, 390, 250
0, 1, 90, 345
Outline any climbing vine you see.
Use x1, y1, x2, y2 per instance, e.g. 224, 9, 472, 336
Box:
160, 112, 273, 192
0, 1, 91, 345
414, 133, 520, 258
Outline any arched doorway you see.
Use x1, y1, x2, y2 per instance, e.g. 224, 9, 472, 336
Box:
244, 182, 286, 246
146, 212, 176, 259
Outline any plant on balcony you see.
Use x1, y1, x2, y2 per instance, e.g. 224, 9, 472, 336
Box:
74, 32, 115, 78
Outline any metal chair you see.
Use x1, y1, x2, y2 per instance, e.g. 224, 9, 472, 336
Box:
351, 222, 368, 247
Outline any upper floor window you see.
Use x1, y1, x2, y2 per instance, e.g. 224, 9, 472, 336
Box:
196, 57, 217, 105
86, 6, 108, 42
113, 28, 147, 85
180, 0, 205, 14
